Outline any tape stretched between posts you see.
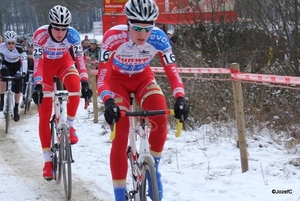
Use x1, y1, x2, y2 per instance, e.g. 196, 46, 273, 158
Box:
88, 64, 300, 86
89, 67, 232, 76
231, 73, 300, 85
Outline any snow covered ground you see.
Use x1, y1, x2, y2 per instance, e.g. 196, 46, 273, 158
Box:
0, 99, 299, 201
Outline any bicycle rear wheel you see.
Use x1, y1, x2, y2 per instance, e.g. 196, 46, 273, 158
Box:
50, 115, 61, 184
139, 157, 159, 201
5, 92, 11, 134
60, 124, 72, 200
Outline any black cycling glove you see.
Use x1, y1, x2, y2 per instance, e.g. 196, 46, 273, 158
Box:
174, 97, 189, 122
104, 98, 121, 125
32, 84, 44, 105
81, 80, 93, 100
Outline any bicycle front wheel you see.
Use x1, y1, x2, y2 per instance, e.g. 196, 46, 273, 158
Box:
127, 146, 140, 201
50, 116, 61, 184
5, 92, 11, 134
139, 157, 159, 201
60, 124, 72, 200
24, 82, 32, 114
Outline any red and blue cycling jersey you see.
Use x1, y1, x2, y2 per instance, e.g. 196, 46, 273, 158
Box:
97, 24, 185, 102
32, 25, 88, 85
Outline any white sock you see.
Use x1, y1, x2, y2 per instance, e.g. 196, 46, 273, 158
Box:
43, 151, 52, 162
66, 117, 74, 127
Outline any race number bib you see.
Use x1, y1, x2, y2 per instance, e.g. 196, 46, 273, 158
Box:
33, 47, 43, 59
100, 50, 111, 62
162, 52, 176, 65
73, 44, 83, 55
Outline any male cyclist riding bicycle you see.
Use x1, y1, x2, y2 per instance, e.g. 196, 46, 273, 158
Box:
97, 0, 189, 200
0, 30, 28, 122
32, 5, 92, 180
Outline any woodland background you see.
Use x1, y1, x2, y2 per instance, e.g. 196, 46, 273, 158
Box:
2, 0, 300, 148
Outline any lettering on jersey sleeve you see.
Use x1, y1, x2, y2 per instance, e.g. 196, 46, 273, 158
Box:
33, 47, 43, 59
33, 25, 49, 45
148, 29, 171, 51
66, 28, 81, 44
100, 49, 111, 62
102, 29, 128, 50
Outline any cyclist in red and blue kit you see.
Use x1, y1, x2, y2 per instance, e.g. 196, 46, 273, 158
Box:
97, 0, 189, 200
32, 5, 92, 180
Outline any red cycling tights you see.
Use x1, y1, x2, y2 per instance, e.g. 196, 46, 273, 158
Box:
108, 70, 168, 181
38, 57, 80, 150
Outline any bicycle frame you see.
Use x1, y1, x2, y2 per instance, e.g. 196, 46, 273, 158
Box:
44, 83, 81, 137
128, 103, 156, 201
1, 76, 23, 133
45, 79, 81, 200
23, 70, 34, 113
4, 79, 14, 134
4, 79, 14, 115
110, 93, 182, 201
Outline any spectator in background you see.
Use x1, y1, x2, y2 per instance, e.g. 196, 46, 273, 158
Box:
170, 30, 178, 44
167, 31, 172, 39
81, 35, 88, 45
82, 38, 90, 52
86, 39, 100, 61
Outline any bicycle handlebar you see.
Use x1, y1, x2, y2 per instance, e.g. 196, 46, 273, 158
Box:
110, 109, 183, 141
43, 91, 82, 98
120, 109, 174, 117
0, 75, 26, 81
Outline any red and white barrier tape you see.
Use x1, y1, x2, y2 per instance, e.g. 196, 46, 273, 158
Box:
151, 67, 232, 74
231, 73, 300, 85
87, 63, 300, 86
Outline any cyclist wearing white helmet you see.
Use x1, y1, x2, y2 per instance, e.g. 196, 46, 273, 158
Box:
98, 0, 189, 200
0, 30, 28, 122
32, 5, 92, 180
25, 37, 33, 47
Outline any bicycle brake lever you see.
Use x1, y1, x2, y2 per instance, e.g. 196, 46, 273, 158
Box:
84, 96, 89, 109
37, 92, 41, 109
110, 107, 118, 132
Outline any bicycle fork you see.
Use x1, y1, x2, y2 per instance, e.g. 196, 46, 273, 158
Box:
127, 123, 155, 200
4, 83, 14, 116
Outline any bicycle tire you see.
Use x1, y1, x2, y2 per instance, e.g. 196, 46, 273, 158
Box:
50, 116, 61, 184
127, 146, 140, 201
5, 92, 11, 134
60, 124, 72, 200
139, 156, 159, 201
24, 82, 31, 114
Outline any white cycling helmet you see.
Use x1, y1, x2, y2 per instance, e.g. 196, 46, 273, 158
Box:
4, 31, 17, 42
26, 37, 33, 46
125, 0, 159, 21
49, 5, 72, 26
